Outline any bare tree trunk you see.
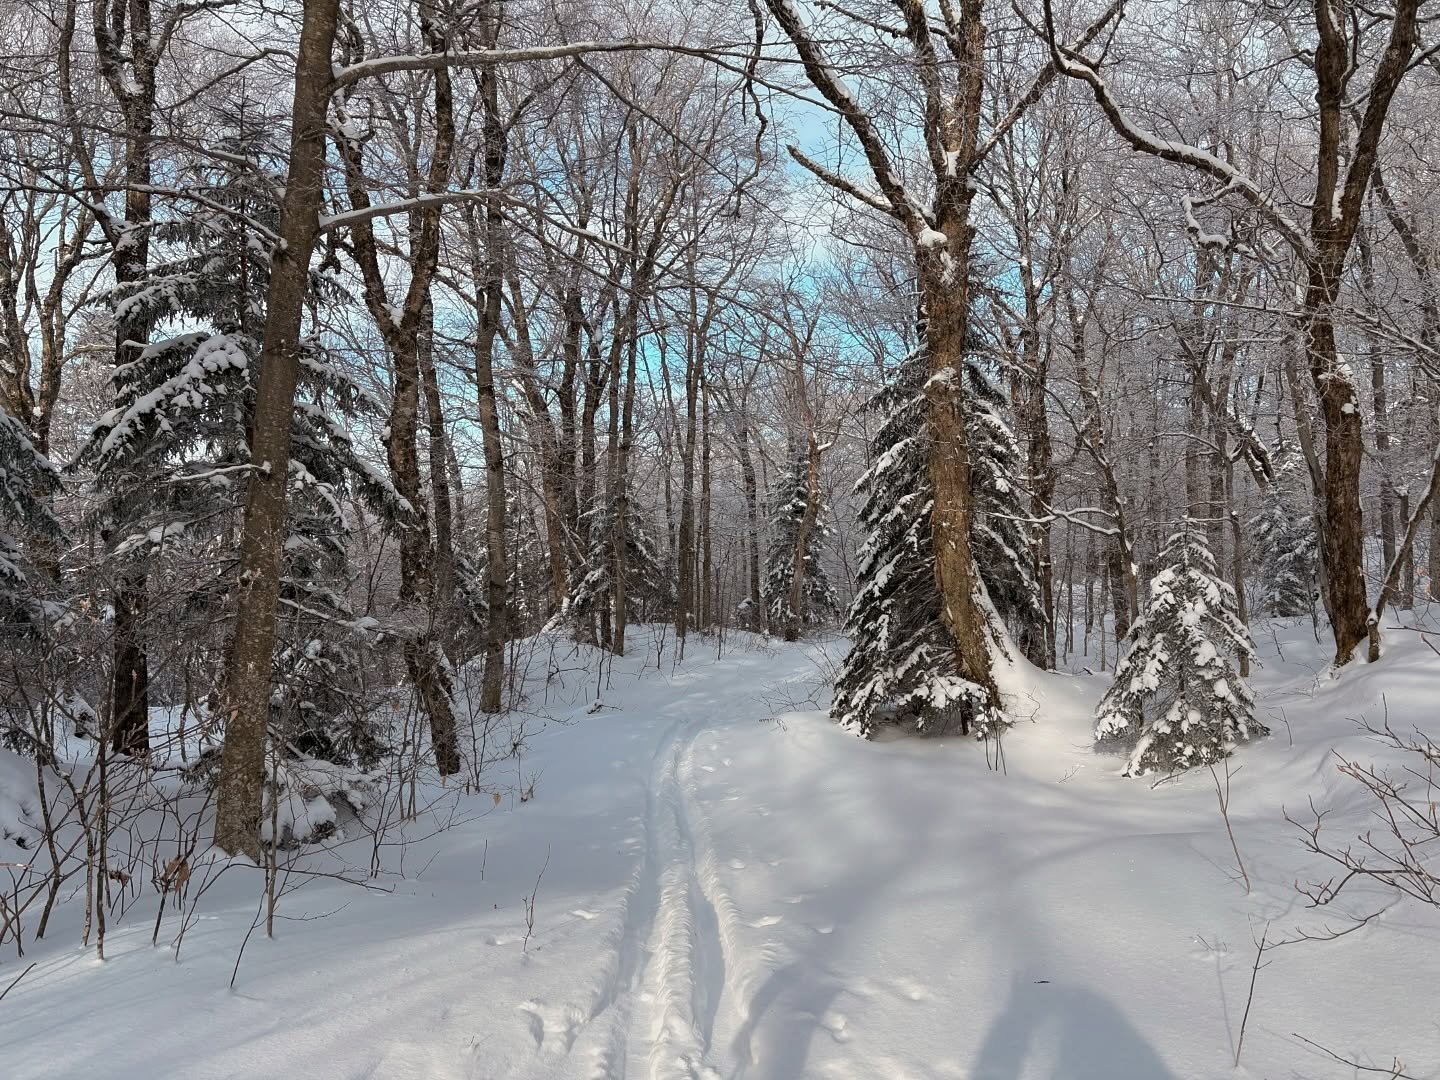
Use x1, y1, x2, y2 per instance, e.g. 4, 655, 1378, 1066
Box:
700, 373, 714, 631
334, 3, 460, 774
735, 392, 761, 609
215, 0, 341, 857
419, 298, 456, 660
610, 329, 640, 656
921, 268, 1000, 718
468, 38, 509, 711
88, 0, 161, 757
675, 274, 703, 640
783, 432, 823, 643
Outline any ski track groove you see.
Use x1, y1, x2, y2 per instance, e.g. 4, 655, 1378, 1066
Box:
512, 663, 776, 1080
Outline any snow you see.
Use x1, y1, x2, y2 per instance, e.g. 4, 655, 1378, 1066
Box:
3, 624, 1440, 1077
916, 226, 948, 250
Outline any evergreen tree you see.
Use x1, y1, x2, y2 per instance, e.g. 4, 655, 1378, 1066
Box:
832, 327, 1043, 739
832, 345, 1008, 738
454, 489, 553, 662
1249, 452, 1318, 619
0, 406, 63, 628
965, 356, 1046, 654
761, 448, 838, 637
75, 103, 406, 768
1095, 522, 1264, 776
560, 502, 673, 635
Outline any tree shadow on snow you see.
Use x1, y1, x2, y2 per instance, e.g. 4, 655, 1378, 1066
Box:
971, 976, 1176, 1080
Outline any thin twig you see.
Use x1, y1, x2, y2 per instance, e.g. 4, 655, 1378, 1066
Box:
1234, 921, 1268, 1068
0, 962, 36, 1002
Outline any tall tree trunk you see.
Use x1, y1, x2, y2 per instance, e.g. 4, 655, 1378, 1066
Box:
735, 393, 761, 610
334, 3, 460, 774
470, 42, 509, 711
419, 299, 456, 661
675, 278, 702, 640
1306, 302, 1369, 663
215, 0, 341, 857
919, 255, 1000, 721
1360, 229, 1398, 602
700, 373, 714, 631
90, 0, 160, 757
784, 432, 823, 643
610, 329, 640, 656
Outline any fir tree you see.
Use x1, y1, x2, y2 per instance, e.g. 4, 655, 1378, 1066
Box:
0, 406, 64, 629
832, 346, 1005, 738
965, 357, 1045, 653
1095, 522, 1264, 776
1249, 452, 1318, 619
832, 332, 1041, 738
75, 103, 405, 767
560, 503, 673, 635
762, 448, 838, 638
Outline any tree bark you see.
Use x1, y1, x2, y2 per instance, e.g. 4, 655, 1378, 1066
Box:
333, 2, 459, 775
90, 0, 161, 757
419, 299, 457, 661
214, 0, 341, 857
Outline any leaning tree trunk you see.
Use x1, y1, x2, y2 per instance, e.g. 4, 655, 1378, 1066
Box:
215, 0, 341, 857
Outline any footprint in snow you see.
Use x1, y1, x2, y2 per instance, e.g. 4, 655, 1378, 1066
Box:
890, 977, 931, 1002
517, 1001, 545, 1049
749, 914, 783, 927
820, 1010, 850, 1043
569, 909, 600, 920
728, 858, 747, 870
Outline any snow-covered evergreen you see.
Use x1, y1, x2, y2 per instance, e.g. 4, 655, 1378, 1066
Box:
74, 107, 405, 766
831, 342, 1023, 739
561, 503, 673, 633
761, 448, 838, 637
1096, 522, 1264, 776
0, 406, 63, 627
1249, 452, 1318, 619
965, 356, 1045, 654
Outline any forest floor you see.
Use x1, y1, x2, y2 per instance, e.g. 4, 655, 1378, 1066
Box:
4, 620, 1440, 1079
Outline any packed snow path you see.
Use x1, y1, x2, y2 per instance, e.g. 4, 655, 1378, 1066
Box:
5, 626, 1440, 1078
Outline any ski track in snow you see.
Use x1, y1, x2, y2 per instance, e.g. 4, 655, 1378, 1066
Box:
7, 625, 1440, 1080
499, 653, 807, 1080
582, 694, 765, 1080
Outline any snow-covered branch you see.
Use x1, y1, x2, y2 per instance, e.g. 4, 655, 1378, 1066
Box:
1040, 0, 1315, 260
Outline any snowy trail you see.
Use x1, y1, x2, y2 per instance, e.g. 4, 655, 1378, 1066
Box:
6, 626, 1440, 1079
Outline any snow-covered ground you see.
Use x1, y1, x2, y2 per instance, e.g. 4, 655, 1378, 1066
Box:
3, 621, 1440, 1078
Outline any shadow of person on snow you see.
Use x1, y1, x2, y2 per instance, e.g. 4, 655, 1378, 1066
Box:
971, 976, 1177, 1080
